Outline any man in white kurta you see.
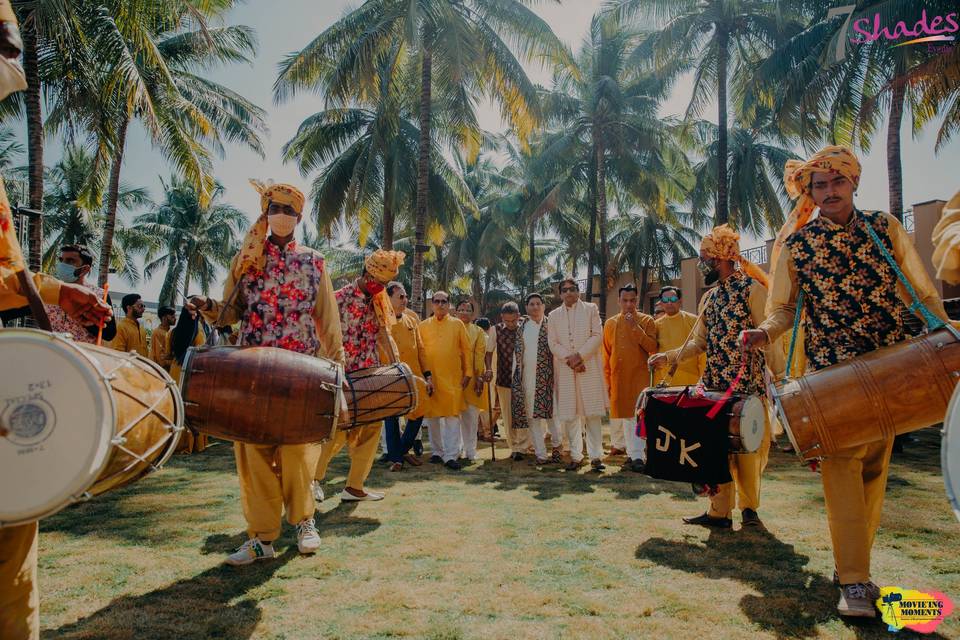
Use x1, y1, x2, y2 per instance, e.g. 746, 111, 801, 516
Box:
547, 279, 607, 471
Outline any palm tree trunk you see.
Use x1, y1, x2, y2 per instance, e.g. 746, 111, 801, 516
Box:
639, 265, 650, 313
527, 222, 535, 295
596, 135, 609, 320
183, 264, 192, 303
887, 81, 906, 222
585, 174, 597, 304
98, 115, 129, 286
23, 9, 43, 271
382, 159, 394, 250
716, 28, 729, 226
411, 38, 432, 316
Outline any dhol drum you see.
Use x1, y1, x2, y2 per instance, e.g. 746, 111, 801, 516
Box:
0, 329, 184, 527
769, 327, 960, 461
343, 362, 418, 428
944, 385, 960, 522
638, 386, 766, 486
180, 345, 344, 445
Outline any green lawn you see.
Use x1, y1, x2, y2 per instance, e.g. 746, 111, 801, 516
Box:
38, 427, 959, 639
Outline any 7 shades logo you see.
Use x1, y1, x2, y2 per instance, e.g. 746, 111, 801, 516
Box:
828, 5, 958, 61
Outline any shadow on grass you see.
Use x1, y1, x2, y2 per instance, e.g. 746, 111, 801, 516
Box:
43, 547, 298, 640
635, 527, 951, 640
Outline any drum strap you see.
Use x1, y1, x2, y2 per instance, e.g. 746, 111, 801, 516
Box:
862, 215, 947, 332
784, 290, 804, 382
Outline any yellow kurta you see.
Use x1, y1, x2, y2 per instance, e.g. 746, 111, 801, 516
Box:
419, 315, 473, 418
461, 322, 490, 411
149, 326, 172, 370
110, 316, 148, 357
652, 311, 704, 386
602, 312, 658, 419
391, 308, 429, 419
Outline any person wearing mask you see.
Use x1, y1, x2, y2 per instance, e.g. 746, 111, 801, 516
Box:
43, 243, 116, 344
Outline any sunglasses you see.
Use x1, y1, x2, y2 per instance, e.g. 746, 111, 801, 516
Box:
560, 287, 578, 293
660, 295, 679, 303
432, 299, 449, 305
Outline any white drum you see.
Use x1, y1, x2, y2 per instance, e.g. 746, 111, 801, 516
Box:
0, 329, 184, 526
944, 385, 960, 522
735, 396, 767, 454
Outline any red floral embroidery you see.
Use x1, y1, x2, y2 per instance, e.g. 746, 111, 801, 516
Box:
336, 281, 381, 372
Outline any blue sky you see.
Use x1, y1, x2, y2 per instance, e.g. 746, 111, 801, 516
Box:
77, 0, 960, 299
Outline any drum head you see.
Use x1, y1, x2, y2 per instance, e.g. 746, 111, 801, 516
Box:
739, 396, 766, 453
0, 330, 115, 525
943, 385, 960, 522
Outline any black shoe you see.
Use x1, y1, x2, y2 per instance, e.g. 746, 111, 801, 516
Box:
413, 442, 424, 456
741, 508, 762, 527
590, 459, 605, 472
511, 452, 524, 461
565, 460, 582, 471
682, 513, 732, 529
444, 459, 462, 471
628, 458, 645, 473
429, 455, 442, 464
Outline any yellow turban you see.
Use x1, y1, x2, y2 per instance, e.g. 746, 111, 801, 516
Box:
234, 179, 307, 280
701, 224, 769, 288
364, 249, 406, 283
933, 189, 960, 284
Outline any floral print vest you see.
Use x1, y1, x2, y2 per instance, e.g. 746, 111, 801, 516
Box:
702, 271, 766, 395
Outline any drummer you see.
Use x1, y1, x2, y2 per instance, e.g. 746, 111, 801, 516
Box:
313, 249, 405, 502
0, 6, 113, 637
743, 146, 950, 618
189, 180, 344, 566
648, 226, 784, 530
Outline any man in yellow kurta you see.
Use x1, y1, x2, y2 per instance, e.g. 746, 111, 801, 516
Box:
420, 291, 473, 470
456, 299, 491, 462
651, 286, 704, 386
190, 180, 343, 566
602, 284, 657, 472
649, 226, 784, 531
0, 9, 112, 636
314, 250, 404, 501
744, 146, 949, 618
149, 305, 176, 371
110, 293, 148, 357
384, 281, 432, 470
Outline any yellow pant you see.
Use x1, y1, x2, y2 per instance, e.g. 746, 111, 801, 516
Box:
709, 411, 772, 518
821, 437, 893, 584
315, 423, 381, 491
234, 442, 321, 542
0, 522, 38, 640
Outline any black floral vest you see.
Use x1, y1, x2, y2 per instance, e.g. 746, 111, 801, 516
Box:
702, 271, 766, 395
787, 210, 903, 371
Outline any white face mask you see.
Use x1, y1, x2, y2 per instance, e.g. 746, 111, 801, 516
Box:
0, 56, 27, 101
267, 214, 298, 238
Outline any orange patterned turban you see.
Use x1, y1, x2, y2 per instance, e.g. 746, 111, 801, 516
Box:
365, 250, 406, 283
701, 224, 769, 288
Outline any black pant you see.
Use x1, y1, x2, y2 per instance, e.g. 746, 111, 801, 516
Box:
385, 416, 423, 463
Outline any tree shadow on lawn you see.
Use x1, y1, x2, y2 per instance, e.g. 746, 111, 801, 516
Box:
635, 526, 951, 640
43, 547, 298, 640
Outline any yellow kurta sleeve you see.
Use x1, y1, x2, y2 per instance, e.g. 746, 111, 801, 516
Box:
0, 270, 61, 311
932, 189, 960, 284
201, 254, 243, 327
749, 280, 785, 380
471, 327, 486, 375
458, 321, 474, 378
884, 212, 949, 325
150, 327, 173, 369
664, 290, 712, 365
312, 265, 344, 364
758, 246, 799, 343
634, 313, 658, 354
601, 318, 615, 392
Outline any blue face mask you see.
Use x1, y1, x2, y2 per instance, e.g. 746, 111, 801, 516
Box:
55, 261, 81, 283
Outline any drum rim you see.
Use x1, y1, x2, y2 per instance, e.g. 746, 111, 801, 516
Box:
0, 329, 116, 526
943, 385, 960, 522
768, 379, 802, 456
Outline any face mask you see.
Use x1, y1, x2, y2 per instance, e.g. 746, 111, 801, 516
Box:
267, 214, 298, 237
697, 259, 719, 285
364, 280, 385, 296
56, 262, 81, 283
0, 56, 26, 101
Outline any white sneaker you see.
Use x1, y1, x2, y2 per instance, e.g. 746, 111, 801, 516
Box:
340, 489, 384, 502
311, 480, 324, 503
225, 537, 275, 566
297, 518, 321, 554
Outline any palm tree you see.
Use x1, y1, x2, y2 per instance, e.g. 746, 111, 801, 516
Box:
135, 176, 247, 307
40, 145, 150, 278
275, 0, 571, 315
613, 0, 800, 225
536, 12, 693, 315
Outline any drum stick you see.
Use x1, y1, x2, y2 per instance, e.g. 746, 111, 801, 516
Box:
96, 283, 109, 346
486, 380, 496, 462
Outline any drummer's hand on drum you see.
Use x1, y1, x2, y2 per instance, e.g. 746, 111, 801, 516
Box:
186, 296, 210, 319
740, 329, 768, 353
59, 283, 112, 326
648, 353, 668, 369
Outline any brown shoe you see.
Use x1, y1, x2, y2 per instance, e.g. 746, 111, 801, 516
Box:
565, 459, 583, 471
404, 454, 423, 467
389, 462, 403, 472
741, 509, 762, 527
682, 513, 732, 529
608, 447, 626, 457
